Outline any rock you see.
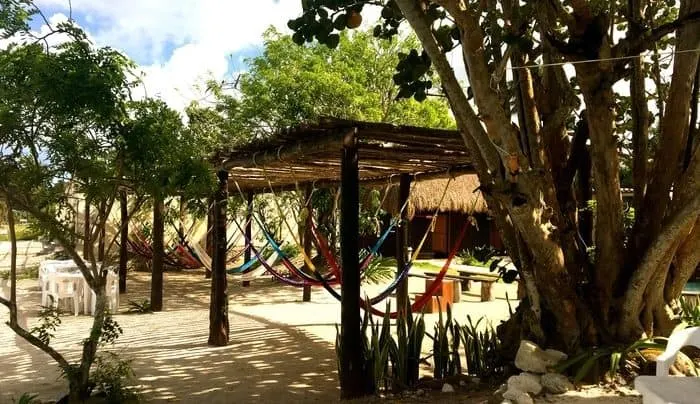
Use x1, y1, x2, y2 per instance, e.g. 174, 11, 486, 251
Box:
442, 383, 455, 393
503, 389, 534, 404
544, 349, 568, 363
494, 383, 508, 395
507, 372, 542, 395
471, 377, 481, 384
541, 373, 573, 394
416, 389, 425, 396
515, 340, 567, 373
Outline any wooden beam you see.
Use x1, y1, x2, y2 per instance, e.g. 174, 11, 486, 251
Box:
242, 191, 253, 288
205, 197, 214, 279
150, 195, 165, 312
302, 184, 312, 302
396, 173, 412, 319
208, 169, 230, 346
222, 132, 345, 170
339, 130, 371, 398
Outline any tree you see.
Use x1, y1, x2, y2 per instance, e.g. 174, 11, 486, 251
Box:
288, 0, 700, 354
0, 23, 139, 401
123, 99, 214, 312
230, 27, 455, 136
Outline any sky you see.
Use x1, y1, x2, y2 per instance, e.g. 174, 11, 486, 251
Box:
28, 0, 306, 112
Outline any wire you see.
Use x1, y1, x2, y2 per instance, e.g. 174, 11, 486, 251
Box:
508, 48, 700, 71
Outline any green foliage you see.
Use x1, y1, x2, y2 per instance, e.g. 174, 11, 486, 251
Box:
334, 301, 425, 394
361, 255, 395, 285
0, 224, 41, 241
99, 315, 124, 345
90, 351, 139, 404
123, 99, 214, 201
0, 0, 36, 38
13, 392, 39, 404
427, 302, 460, 379
679, 297, 700, 327
389, 301, 425, 389
126, 299, 152, 314
459, 315, 504, 377
210, 26, 454, 142
553, 338, 667, 382
279, 244, 300, 261
30, 306, 62, 345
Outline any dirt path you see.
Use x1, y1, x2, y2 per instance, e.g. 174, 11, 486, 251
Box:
0, 269, 640, 403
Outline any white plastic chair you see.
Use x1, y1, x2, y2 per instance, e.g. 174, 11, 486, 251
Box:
635, 327, 700, 404
46, 273, 82, 316
656, 326, 700, 376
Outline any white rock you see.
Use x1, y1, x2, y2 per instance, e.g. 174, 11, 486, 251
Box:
416, 389, 425, 396
503, 389, 534, 404
515, 340, 567, 373
507, 372, 542, 395
541, 373, 573, 394
442, 383, 455, 393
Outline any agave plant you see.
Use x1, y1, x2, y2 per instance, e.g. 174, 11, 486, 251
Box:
458, 315, 502, 377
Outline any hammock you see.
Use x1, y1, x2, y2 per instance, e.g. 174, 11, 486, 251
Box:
314, 218, 469, 318
232, 217, 337, 286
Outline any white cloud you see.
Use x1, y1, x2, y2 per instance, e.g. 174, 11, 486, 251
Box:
33, 0, 304, 111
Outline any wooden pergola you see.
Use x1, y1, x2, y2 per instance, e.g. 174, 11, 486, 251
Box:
210, 117, 475, 398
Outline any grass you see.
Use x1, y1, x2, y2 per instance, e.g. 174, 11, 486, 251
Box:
0, 224, 42, 242
0, 265, 39, 280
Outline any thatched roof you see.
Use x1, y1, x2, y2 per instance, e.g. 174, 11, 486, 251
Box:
380, 174, 488, 219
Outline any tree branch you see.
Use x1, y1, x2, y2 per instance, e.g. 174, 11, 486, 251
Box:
394, 0, 503, 177
620, 191, 700, 338
613, 10, 700, 77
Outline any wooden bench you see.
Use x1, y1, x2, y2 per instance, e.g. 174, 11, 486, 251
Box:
635, 327, 700, 404
422, 269, 498, 302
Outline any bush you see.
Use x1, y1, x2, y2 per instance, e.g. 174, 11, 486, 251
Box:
0, 224, 42, 241
679, 297, 700, 327
90, 351, 139, 403
14, 393, 40, 404
126, 299, 152, 314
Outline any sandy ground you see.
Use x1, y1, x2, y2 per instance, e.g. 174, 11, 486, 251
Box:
0, 241, 57, 272
0, 266, 641, 404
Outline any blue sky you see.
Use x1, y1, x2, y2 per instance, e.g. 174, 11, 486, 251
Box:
25, 0, 301, 110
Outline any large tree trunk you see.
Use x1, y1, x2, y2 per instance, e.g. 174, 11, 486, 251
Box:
150, 195, 165, 312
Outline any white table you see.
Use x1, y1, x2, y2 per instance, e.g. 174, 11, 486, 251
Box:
39, 260, 117, 315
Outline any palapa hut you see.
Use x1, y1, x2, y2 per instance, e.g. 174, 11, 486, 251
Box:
374, 174, 504, 259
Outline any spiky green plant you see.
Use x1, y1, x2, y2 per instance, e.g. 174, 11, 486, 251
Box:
458, 315, 502, 377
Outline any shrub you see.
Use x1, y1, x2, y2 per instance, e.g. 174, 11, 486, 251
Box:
90, 351, 139, 403
126, 299, 152, 314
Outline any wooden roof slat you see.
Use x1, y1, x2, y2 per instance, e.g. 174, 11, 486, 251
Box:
216, 119, 475, 193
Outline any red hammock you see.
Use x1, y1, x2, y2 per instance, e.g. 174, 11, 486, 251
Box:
313, 218, 469, 318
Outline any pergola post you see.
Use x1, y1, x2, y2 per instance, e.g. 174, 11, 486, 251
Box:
208, 169, 230, 346
119, 190, 128, 293
242, 191, 253, 287
302, 184, 313, 302
396, 173, 412, 319
339, 130, 370, 398
205, 197, 214, 279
